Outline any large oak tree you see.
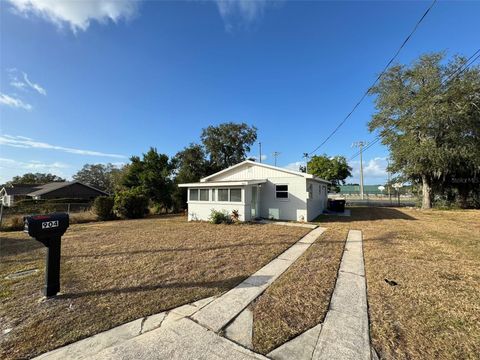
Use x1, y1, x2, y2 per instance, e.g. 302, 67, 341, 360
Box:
368, 52, 480, 208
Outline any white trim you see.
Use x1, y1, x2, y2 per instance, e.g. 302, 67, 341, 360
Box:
178, 179, 266, 187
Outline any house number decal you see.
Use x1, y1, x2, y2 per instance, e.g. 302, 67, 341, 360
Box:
42, 220, 59, 229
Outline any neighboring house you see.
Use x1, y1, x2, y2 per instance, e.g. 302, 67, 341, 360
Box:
179, 160, 330, 222
0, 181, 108, 207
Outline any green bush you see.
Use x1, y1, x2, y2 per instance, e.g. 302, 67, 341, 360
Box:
93, 196, 115, 220
209, 209, 232, 224
114, 188, 149, 219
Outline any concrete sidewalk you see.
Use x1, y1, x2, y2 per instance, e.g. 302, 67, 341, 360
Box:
268, 229, 371, 360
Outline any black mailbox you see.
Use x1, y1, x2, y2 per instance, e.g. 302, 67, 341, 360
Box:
24, 213, 69, 297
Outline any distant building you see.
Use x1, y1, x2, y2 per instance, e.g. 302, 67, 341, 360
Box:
338, 184, 385, 195
0, 181, 108, 207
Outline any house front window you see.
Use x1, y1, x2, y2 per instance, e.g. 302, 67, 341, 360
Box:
199, 189, 209, 201
212, 189, 216, 201
275, 185, 288, 199
230, 189, 242, 202
190, 189, 199, 201
218, 189, 229, 202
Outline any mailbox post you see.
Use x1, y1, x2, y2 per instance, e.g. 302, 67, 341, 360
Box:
24, 213, 69, 297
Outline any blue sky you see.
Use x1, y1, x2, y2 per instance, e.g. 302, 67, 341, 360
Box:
1, 0, 479, 185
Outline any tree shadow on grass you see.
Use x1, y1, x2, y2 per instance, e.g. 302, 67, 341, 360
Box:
315, 207, 417, 223
0, 236, 44, 257
63, 241, 295, 259
57, 275, 251, 299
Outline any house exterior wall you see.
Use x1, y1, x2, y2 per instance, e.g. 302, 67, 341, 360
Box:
187, 187, 248, 221
306, 179, 328, 221
37, 183, 105, 200
2, 195, 13, 207
259, 177, 308, 221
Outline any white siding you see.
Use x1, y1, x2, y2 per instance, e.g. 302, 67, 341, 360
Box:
187, 202, 247, 222
259, 177, 308, 221
207, 163, 300, 181
306, 180, 327, 221
187, 187, 248, 221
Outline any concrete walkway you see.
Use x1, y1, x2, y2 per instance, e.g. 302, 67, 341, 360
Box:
35, 226, 326, 360
268, 229, 371, 360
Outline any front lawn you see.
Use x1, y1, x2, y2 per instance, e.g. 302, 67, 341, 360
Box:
250, 207, 480, 359
251, 226, 346, 354
0, 216, 309, 359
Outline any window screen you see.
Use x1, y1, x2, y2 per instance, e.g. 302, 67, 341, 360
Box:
230, 189, 242, 202
218, 189, 229, 202
190, 189, 199, 201
276, 185, 288, 199
199, 189, 209, 201
212, 189, 216, 201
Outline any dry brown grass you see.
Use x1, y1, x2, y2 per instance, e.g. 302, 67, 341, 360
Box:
252, 207, 480, 359
322, 208, 479, 360
251, 227, 347, 354
1, 212, 98, 231
0, 216, 309, 360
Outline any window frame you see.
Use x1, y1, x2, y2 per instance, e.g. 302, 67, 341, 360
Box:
275, 184, 289, 200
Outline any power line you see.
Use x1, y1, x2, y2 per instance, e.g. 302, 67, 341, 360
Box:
349, 137, 381, 161
307, 0, 438, 156
347, 49, 480, 161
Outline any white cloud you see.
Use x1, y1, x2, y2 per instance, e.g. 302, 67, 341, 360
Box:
0, 134, 126, 159
8, 69, 47, 95
7, 0, 139, 33
214, 0, 277, 31
23, 72, 47, 95
284, 161, 305, 172
0, 93, 32, 110
0, 157, 69, 171
349, 157, 388, 178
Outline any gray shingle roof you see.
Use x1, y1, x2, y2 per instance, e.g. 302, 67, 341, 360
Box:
2, 181, 108, 197
3, 184, 42, 195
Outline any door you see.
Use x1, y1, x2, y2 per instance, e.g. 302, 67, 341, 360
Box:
251, 186, 258, 219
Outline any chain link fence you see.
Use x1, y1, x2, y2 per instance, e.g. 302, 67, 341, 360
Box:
0, 202, 94, 231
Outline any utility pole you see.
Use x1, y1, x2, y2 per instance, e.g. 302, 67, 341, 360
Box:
259, 142, 262, 163
387, 158, 391, 203
272, 151, 280, 166
303, 153, 309, 173
352, 141, 366, 200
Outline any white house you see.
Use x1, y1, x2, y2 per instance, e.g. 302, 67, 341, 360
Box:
178, 160, 330, 222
